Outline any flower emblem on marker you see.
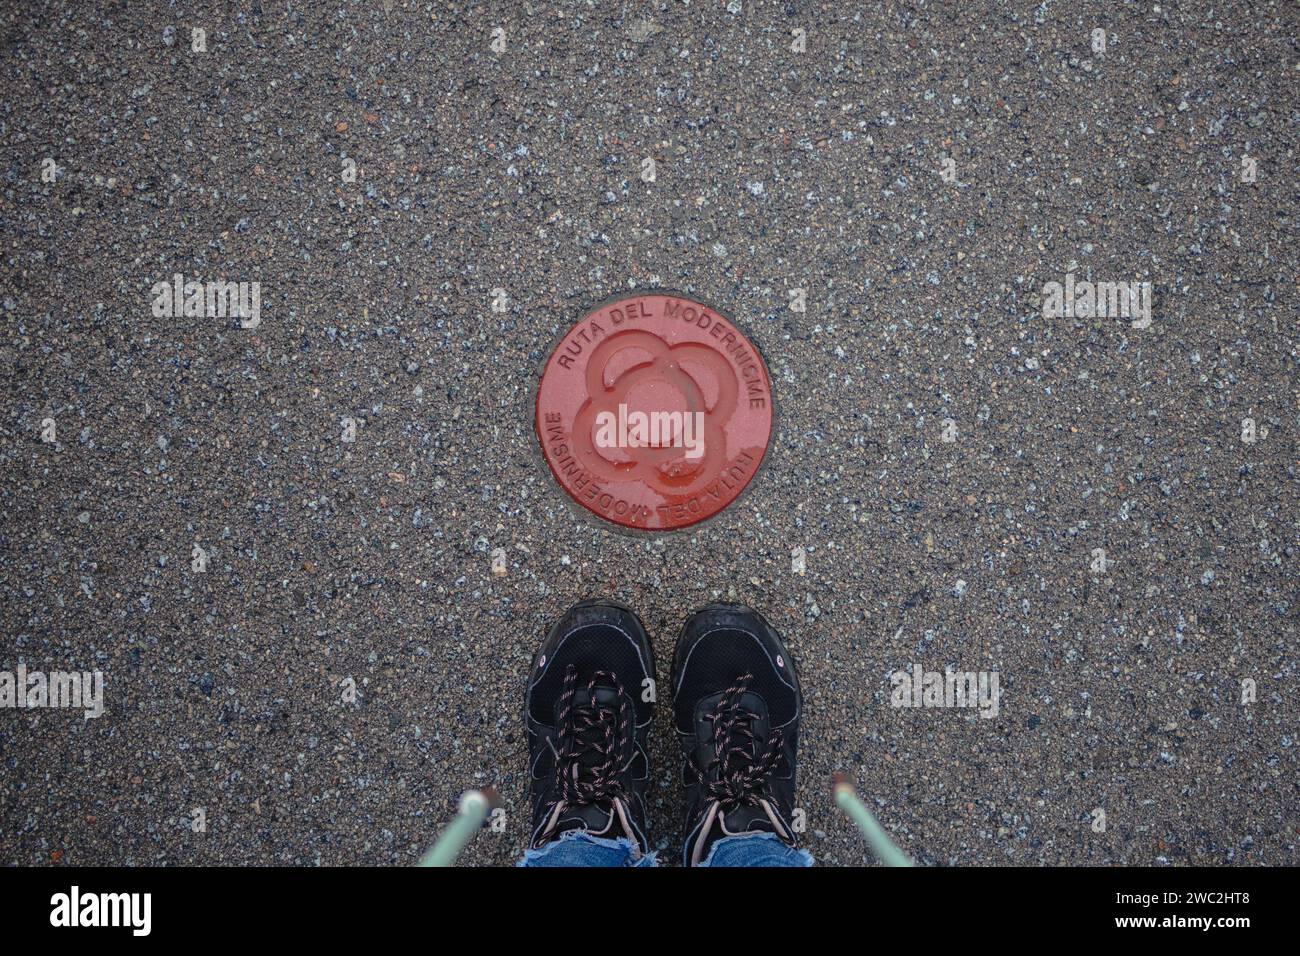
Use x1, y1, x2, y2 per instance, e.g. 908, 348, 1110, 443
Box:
571, 330, 737, 496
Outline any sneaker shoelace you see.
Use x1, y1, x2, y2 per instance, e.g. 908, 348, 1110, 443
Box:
688, 672, 793, 864
537, 665, 638, 846
696, 672, 785, 810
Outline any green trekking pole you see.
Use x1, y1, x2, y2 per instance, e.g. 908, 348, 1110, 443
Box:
418, 788, 499, 867
833, 774, 915, 867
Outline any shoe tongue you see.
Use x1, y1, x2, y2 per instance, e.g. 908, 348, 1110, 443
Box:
554, 682, 622, 725
694, 689, 770, 730
554, 683, 624, 773
719, 804, 776, 836
693, 690, 772, 772
551, 801, 618, 839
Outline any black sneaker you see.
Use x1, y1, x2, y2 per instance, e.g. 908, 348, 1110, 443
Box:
525, 599, 655, 857
672, 604, 802, 866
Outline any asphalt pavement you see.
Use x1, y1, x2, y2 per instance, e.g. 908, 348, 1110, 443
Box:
0, 1, 1295, 865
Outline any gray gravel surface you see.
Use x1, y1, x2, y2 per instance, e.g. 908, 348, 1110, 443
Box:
1, 1, 1296, 866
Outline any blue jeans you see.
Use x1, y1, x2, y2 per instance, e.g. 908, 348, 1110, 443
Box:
518, 829, 814, 867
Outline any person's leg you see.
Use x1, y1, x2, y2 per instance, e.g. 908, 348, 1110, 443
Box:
519, 599, 657, 867
518, 829, 658, 867
697, 832, 813, 867
672, 604, 811, 867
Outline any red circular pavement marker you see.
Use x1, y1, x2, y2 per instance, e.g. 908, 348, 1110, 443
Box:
536, 293, 774, 531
